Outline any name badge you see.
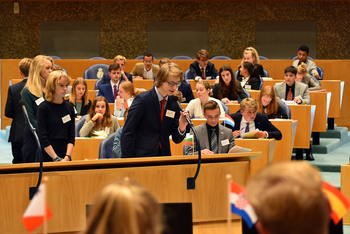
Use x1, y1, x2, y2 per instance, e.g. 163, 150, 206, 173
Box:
62, 114, 71, 124
221, 139, 229, 146
35, 97, 44, 106
105, 127, 110, 135
245, 85, 251, 90
166, 110, 175, 118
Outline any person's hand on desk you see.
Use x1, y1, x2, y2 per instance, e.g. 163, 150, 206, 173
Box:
201, 149, 213, 155
61, 156, 70, 161
293, 97, 302, 104
254, 131, 268, 138
179, 110, 190, 132
221, 98, 230, 104
76, 115, 82, 120
233, 130, 241, 138
314, 74, 321, 80
134, 76, 143, 80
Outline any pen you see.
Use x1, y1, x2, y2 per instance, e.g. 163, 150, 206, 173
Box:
240, 127, 244, 131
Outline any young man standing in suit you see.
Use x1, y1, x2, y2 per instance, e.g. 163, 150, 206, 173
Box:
185, 100, 235, 155
121, 62, 189, 158
97, 55, 133, 89
292, 45, 320, 79
5, 58, 32, 163
97, 63, 122, 103
226, 98, 282, 140
274, 66, 311, 105
131, 52, 160, 80
190, 49, 219, 81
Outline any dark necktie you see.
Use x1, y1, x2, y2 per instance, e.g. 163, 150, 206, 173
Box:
287, 87, 293, 101
201, 68, 205, 79
211, 128, 218, 154
113, 84, 118, 100
245, 123, 250, 133
160, 99, 166, 124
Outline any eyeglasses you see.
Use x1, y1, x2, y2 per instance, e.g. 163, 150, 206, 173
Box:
143, 60, 153, 64
166, 80, 181, 87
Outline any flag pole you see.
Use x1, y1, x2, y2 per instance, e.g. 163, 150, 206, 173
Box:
42, 176, 49, 234
226, 174, 232, 234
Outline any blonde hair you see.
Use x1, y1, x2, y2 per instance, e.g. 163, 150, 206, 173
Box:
84, 180, 162, 234
297, 62, 308, 74
114, 55, 126, 63
25, 55, 54, 97
246, 162, 329, 234
45, 71, 71, 103
241, 47, 260, 65
119, 81, 139, 97
174, 90, 183, 102
154, 62, 184, 88
159, 58, 170, 66
240, 97, 258, 111
68, 77, 89, 106
196, 49, 209, 60
18, 58, 32, 77
257, 86, 278, 116
196, 80, 213, 96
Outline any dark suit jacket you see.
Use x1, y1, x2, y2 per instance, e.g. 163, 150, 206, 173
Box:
121, 88, 185, 158
227, 112, 282, 140
97, 72, 132, 89
66, 99, 92, 117
178, 81, 194, 103
5, 78, 27, 143
189, 61, 219, 79
97, 82, 115, 103
240, 76, 260, 90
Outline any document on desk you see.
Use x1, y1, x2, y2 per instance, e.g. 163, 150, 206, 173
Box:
228, 146, 252, 153
241, 130, 259, 138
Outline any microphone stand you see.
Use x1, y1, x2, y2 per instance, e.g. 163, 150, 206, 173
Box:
173, 96, 201, 190
20, 101, 44, 200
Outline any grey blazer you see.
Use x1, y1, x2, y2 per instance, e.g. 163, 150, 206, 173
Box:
185, 124, 235, 155
274, 81, 311, 104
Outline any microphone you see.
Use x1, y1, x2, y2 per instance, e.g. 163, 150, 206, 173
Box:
172, 96, 193, 127
19, 100, 34, 131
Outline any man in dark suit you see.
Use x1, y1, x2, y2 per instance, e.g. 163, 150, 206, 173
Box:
97, 63, 122, 103
189, 49, 219, 80
186, 101, 235, 155
121, 62, 189, 158
226, 98, 282, 140
95, 55, 132, 89
5, 58, 32, 163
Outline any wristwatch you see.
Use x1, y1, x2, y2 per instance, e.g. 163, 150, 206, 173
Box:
53, 156, 62, 162
66, 155, 72, 161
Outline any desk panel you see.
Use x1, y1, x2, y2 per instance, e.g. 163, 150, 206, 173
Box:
320, 80, 344, 118
341, 165, 350, 224
310, 92, 331, 132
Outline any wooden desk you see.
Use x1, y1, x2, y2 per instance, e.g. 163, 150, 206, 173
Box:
341, 165, 350, 224
88, 90, 98, 100
0, 153, 261, 234
289, 105, 316, 148
72, 138, 103, 160
309, 92, 331, 132
262, 79, 282, 89
320, 80, 344, 118
247, 90, 260, 100
227, 104, 240, 114
133, 79, 154, 90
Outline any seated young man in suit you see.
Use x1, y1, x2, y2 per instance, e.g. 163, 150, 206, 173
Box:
97, 63, 122, 103
186, 100, 235, 155
274, 66, 311, 105
292, 45, 320, 80
121, 62, 189, 158
226, 98, 282, 140
190, 49, 219, 81
131, 52, 159, 80
246, 162, 329, 234
97, 55, 133, 89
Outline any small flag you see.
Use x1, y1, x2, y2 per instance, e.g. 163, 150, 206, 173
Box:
223, 114, 235, 128
322, 181, 350, 225
123, 98, 133, 110
183, 136, 193, 145
230, 182, 257, 228
22, 184, 53, 233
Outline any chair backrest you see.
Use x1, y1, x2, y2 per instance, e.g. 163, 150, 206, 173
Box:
49, 55, 62, 60
210, 55, 232, 60
171, 55, 193, 60
234, 69, 239, 80
277, 99, 291, 119
84, 64, 109, 79
291, 55, 314, 60
262, 68, 269, 77
134, 55, 157, 60
259, 76, 264, 90
310, 75, 321, 87
75, 115, 87, 137
219, 100, 229, 115
94, 79, 103, 90
242, 88, 251, 98
184, 69, 191, 79
259, 55, 269, 60
88, 56, 107, 60
317, 66, 324, 80
98, 132, 117, 159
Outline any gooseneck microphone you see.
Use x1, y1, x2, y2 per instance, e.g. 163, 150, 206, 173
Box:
19, 100, 43, 200
172, 96, 201, 190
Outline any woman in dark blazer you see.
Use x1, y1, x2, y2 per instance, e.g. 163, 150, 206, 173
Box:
238, 62, 260, 90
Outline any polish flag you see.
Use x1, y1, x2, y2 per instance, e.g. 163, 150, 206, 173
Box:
22, 183, 53, 233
